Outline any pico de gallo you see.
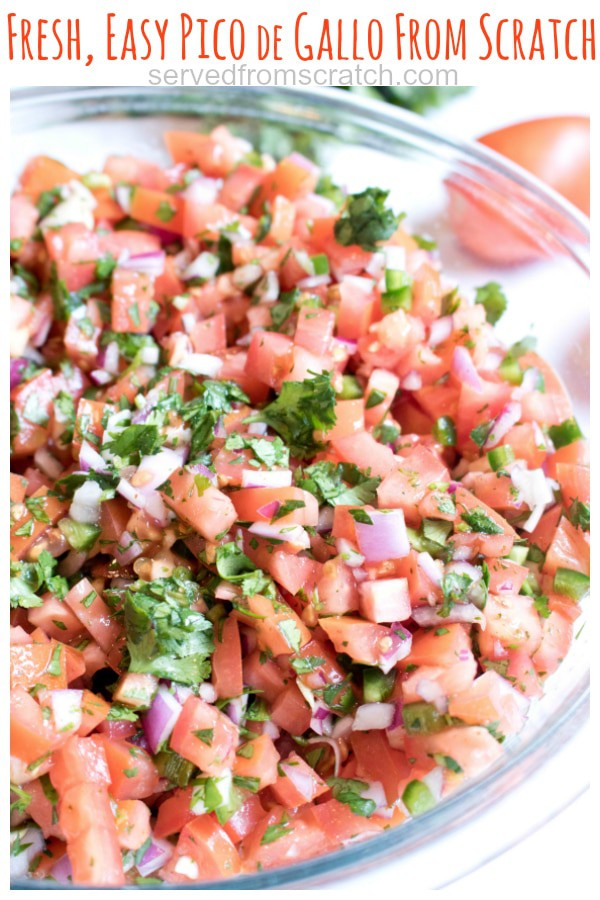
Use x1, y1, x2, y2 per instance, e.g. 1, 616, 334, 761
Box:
10, 126, 590, 886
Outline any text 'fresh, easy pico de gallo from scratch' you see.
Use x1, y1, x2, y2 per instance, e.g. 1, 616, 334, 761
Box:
10, 125, 590, 886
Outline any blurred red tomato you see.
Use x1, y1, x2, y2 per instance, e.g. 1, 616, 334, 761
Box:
478, 117, 590, 216
446, 116, 589, 265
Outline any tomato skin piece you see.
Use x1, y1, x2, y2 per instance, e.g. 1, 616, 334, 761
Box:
161, 815, 241, 882
59, 783, 125, 886
170, 696, 238, 776
478, 117, 590, 216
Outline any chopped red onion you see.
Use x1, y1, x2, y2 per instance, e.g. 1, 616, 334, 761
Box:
306, 736, 342, 777
510, 464, 555, 532
484, 402, 522, 449
256, 500, 281, 519
58, 550, 88, 578
50, 853, 73, 884
114, 531, 144, 566
362, 781, 389, 815
120, 251, 165, 278
186, 463, 217, 485
172, 684, 194, 705
451, 346, 482, 392
214, 581, 242, 601
388, 702, 404, 731
136, 838, 174, 878
354, 510, 409, 563
353, 702, 396, 731
141, 687, 182, 755
224, 695, 247, 724
262, 720, 281, 741
335, 538, 365, 568
182, 175, 222, 205
10, 358, 28, 390
422, 766, 444, 803
331, 716, 354, 740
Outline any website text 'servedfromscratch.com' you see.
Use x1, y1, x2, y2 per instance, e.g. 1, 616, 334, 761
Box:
147, 64, 460, 87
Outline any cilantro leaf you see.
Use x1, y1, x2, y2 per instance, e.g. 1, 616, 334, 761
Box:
460, 508, 503, 535
224, 433, 289, 469
181, 380, 249, 461
124, 574, 214, 684
334, 188, 402, 252
327, 777, 377, 817
297, 461, 381, 507
259, 374, 337, 459
104, 424, 163, 464
475, 282, 508, 326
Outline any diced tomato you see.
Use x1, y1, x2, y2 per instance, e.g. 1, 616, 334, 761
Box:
159, 470, 237, 542
212, 616, 243, 700
233, 734, 280, 790
111, 269, 155, 334
170, 696, 238, 776
64, 579, 121, 654
10, 687, 56, 767
161, 815, 241, 882
114, 799, 152, 850
59, 782, 125, 886
92, 736, 159, 800
271, 752, 328, 808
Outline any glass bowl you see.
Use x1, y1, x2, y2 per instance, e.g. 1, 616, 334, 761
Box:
10, 86, 590, 890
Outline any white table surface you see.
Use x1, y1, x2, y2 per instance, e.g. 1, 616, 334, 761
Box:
330, 83, 591, 894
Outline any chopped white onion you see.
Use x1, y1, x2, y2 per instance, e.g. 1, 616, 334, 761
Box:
10, 827, 44, 879
51, 689, 83, 733
510, 464, 555, 532
241, 469, 292, 488
352, 702, 396, 731
183, 251, 220, 281
177, 353, 223, 377
70, 480, 103, 524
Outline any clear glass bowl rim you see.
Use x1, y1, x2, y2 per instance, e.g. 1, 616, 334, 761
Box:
10, 85, 590, 891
